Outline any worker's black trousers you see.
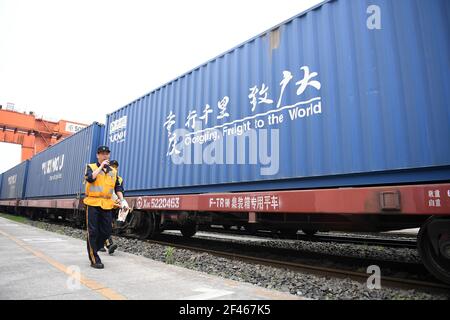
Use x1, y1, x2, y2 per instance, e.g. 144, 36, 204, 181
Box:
86, 205, 112, 264
105, 210, 117, 248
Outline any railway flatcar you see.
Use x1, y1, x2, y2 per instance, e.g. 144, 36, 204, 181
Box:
1, 0, 449, 284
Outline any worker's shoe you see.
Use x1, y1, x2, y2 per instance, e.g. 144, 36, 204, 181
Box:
108, 244, 118, 255
98, 247, 106, 252
90, 262, 104, 269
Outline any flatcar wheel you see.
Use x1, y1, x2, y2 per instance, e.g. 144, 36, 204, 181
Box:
181, 223, 198, 238
279, 229, 298, 238
136, 213, 154, 240
29, 210, 39, 221
245, 224, 258, 234
418, 217, 450, 284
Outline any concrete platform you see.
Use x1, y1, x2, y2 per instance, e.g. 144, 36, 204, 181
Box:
0, 217, 302, 300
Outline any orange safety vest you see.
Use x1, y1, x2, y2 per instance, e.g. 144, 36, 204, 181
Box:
83, 163, 118, 210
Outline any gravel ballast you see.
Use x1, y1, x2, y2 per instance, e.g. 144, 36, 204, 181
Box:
24, 220, 450, 300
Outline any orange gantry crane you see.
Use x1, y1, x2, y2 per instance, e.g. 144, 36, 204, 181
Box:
0, 108, 88, 161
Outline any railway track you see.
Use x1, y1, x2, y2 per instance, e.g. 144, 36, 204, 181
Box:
280, 234, 417, 249
142, 233, 450, 295
301, 234, 417, 249
202, 227, 418, 249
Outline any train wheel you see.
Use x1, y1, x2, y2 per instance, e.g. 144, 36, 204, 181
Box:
279, 229, 298, 238
417, 217, 450, 284
181, 223, 198, 238
29, 210, 40, 221
135, 212, 155, 240
245, 224, 257, 234
302, 229, 318, 236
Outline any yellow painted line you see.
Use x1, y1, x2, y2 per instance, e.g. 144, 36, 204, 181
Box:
0, 228, 127, 300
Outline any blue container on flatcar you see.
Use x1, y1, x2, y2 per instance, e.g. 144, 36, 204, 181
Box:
0, 161, 29, 200
104, 0, 450, 196
0, 173, 3, 198
24, 123, 104, 199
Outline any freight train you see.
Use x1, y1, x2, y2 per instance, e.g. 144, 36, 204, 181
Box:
1, 0, 449, 284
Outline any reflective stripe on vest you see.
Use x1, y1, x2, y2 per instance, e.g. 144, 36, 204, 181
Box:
89, 186, 103, 193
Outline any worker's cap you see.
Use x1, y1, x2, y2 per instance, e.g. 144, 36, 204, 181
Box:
97, 145, 111, 154
110, 160, 119, 167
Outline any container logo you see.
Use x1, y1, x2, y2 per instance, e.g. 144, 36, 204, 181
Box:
163, 65, 323, 176
109, 116, 127, 144
42, 154, 65, 181
7, 174, 17, 186
65, 123, 87, 133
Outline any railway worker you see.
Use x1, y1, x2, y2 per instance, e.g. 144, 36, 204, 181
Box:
99, 159, 123, 255
110, 160, 130, 228
84, 146, 128, 269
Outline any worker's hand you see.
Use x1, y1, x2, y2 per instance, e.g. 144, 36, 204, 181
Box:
100, 160, 110, 168
113, 199, 121, 208
120, 199, 129, 210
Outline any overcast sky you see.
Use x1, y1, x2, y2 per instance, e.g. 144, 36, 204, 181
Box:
0, 0, 322, 171
0, 0, 323, 124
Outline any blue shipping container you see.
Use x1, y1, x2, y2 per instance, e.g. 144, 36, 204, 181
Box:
25, 123, 104, 199
105, 0, 450, 196
0, 173, 3, 199
0, 161, 29, 200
